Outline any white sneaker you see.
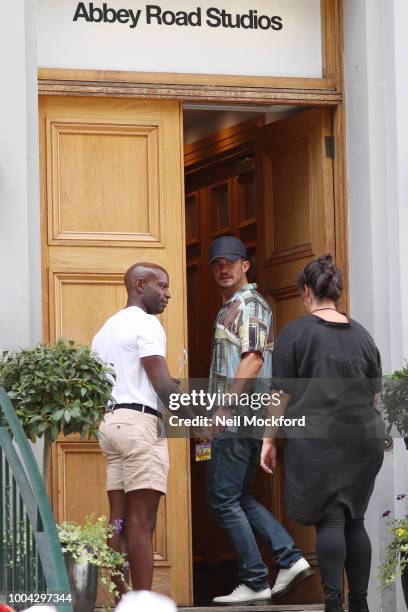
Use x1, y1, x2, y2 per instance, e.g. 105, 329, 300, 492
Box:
212, 584, 271, 605
271, 557, 314, 598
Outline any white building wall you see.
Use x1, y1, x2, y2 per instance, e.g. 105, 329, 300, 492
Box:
343, 0, 408, 610
0, 0, 43, 466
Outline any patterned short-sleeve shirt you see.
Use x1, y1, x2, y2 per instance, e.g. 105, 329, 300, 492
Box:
209, 283, 273, 397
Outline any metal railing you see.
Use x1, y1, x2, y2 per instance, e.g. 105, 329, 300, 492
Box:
0, 388, 73, 611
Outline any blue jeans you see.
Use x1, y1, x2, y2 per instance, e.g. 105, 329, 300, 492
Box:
206, 436, 302, 591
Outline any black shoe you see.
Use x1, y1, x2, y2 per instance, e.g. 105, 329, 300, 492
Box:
348, 592, 369, 611
324, 586, 344, 612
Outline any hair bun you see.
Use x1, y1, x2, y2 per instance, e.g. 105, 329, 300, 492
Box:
318, 254, 334, 267
318, 255, 336, 279
298, 254, 343, 301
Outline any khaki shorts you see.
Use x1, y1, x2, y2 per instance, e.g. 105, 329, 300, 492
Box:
98, 409, 168, 494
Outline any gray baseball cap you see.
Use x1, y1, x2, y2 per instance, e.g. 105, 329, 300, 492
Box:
209, 236, 247, 264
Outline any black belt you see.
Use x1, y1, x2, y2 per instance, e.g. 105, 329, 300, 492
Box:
112, 403, 162, 420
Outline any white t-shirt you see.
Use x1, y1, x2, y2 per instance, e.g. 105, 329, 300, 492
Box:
91, 306, 166, 410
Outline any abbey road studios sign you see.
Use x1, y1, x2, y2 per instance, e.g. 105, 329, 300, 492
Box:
37, 0, 323, 78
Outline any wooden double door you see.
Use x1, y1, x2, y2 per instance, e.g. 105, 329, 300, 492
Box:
40, 96, 338, 605
186, 109, 337, 604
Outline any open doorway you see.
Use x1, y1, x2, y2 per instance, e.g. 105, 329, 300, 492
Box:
182, 104, 337, 606
39, 89, 345, 605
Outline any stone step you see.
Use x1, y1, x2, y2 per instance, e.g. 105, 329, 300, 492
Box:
97, 603, 324, 611
178, 606, 324, 611
98, 603, 325, 611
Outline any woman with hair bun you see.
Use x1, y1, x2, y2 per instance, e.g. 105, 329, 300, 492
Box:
261, 255, 385, 612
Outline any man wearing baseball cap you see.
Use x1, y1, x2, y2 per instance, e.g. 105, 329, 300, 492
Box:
206, 236, 312, 605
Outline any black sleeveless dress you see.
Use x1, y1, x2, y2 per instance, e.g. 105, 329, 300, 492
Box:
272, 314, 385, 525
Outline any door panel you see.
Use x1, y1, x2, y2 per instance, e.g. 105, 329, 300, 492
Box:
256, 108, 336, 604
50, 272, 126, 345
53, 127, 154, 236
40, 96, 191, 604
257, 108, 335, 297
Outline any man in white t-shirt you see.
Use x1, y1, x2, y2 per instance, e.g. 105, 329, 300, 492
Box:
92, 262, 179, 596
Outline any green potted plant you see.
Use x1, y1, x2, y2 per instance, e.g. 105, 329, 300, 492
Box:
381, 364, 408, 450
380, 368, 408, 606
0, 338, 114, 481
57, 515, 127, 612
379, 495, 408, 608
